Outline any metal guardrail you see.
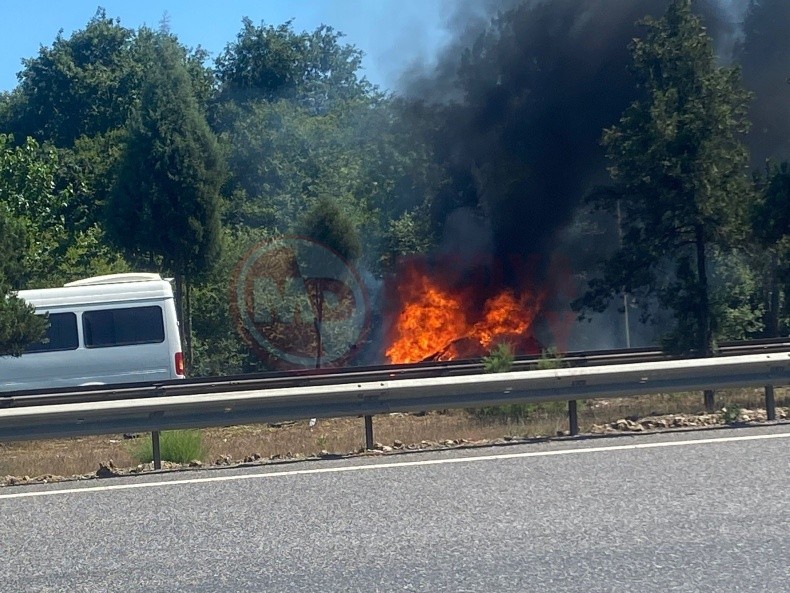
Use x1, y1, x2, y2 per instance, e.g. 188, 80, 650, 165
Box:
1, 352, 788, 447
5, 339, 790, 408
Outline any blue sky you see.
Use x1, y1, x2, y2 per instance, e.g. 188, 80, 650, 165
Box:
0, 1, 454, 93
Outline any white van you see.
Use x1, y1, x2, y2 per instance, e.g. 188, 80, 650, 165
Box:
0, 273, 185, 392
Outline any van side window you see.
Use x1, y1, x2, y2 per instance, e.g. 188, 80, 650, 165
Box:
83, 306, 165, 348
24, 312, 79, 353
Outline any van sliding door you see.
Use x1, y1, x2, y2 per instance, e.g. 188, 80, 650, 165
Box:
81, 305, 170, 384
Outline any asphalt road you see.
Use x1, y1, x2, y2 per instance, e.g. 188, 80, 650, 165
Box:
2, 424, 789, 593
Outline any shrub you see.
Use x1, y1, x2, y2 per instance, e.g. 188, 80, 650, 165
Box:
471, 344, 571, 423
720, 405, 742, 425
536, 347, 566, 370
131, 430, 206, 464
482, 342, 515, 373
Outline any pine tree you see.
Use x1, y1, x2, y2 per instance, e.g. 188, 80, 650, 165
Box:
576, 0, 753, 367
107, 32, 224, 369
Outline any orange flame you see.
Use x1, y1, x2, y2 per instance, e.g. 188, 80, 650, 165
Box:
386, 264, 545, 364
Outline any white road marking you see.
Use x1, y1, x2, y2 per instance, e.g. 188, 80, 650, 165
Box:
1, 430, 788, 500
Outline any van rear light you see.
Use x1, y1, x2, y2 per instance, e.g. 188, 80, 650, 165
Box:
175, 351, 185, 376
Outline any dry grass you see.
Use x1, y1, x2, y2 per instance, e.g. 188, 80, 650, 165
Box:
1, 387, 788, 480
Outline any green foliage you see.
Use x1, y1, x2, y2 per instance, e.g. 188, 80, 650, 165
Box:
474, 344, 570, 423
720, 404, 742, 425
56, 131, 126, 232
0, 15, 216, 284
0, 9, 137, 147
536, 347, 567, 370
350, 99, 440, 266
0, 10, 214, 149
656, 250, 766, 353
53, 224, 131, 283
0, 135, 66, 240
130, 430, 206, 464
0, 292, 47, 357
213, 27, 438, 270
752, 162, 790, 249
482, 342, 514, 373
0, 5, 775, 373
214, 18, 371, 111
297, 196, 362, 368
0, 10, 441, 371
298, 195, 361, 263
747, 162, 790, 337
107, 34, 223, 279
575, 0, 754, 356
0, 134, 123, 287
105, 33, 225, 372
0, 208, 29, 290
383, 209, 435, 267
204, 19, 438, 371
217, 100, 371, 232
190, 226, 274, 376
216, 96, 438, 276
707, 249, 764, 341
471, 345, 520, 421
0, 208, 47, 356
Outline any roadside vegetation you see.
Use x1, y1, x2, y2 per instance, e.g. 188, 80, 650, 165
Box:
0, 1, 789, 370
473, 344, 568, 423
482, 342, 515, 373
129, 430, 206, 465
2, 2, 790, 480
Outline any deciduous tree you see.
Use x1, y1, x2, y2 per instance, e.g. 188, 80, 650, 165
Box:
298, 195, 361, 367
0, 10, 214, 149
0, 209, 46, 356
214, 18, 370, 112
0, 9, 137, 147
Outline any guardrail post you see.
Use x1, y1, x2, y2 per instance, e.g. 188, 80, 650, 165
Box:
151, 431, 162, 470
364, 415, 374, 450
568, 400, 579, 436
703, 389, 715, 412
765, 385, 777, 421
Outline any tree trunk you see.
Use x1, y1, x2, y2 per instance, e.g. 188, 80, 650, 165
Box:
767, 250, 780, 337
695, 223, 715, 411
174, 272, 189, 375
185, 275, 193, 374
314, 281, 324, 369
694, 223, 712, 355
617, 200, 631, 348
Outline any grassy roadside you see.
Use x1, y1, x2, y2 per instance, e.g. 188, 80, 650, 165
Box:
1, 387, 788, 482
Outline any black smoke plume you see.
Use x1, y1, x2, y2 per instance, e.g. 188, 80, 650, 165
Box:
737, 0, 790, 165
399, 0, 743, 278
